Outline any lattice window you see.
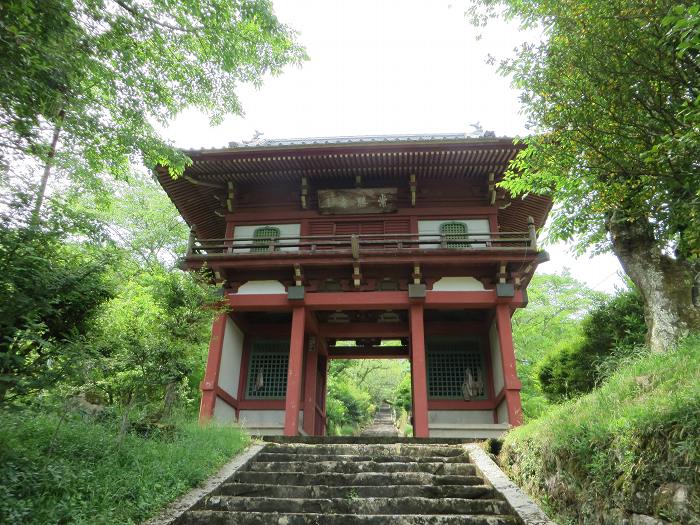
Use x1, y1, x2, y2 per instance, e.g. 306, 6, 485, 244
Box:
426, 340, 487, 399
251, 226, 281, 253
246, 340, 289, 399
439, 221, 469, 249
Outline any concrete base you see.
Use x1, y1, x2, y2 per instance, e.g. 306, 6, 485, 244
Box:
429, 423, 511, 439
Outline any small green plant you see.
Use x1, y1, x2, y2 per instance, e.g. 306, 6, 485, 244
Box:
346, 488, 359, 501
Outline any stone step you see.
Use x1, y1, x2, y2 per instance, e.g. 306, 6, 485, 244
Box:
254, 452, 470, 463
215, 483, 497, 500
231, 471, 485, 487
245, 460, 476, 475
200, 496, 509, 515
179, 511, 519, 525
262, 443, 466, 457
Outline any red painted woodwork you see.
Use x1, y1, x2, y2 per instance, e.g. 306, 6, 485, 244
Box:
495, 303, 523, 426
303, 340, 318, 435
215, 387, 239, 410
410, 304, 429, 438
428, 400, 494, 410
199, 313, 228, 424
284, 306, 306, 435
237, 400, 285, 409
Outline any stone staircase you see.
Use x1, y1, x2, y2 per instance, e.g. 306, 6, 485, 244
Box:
175, 441, 520, 524
361, 403, 399, 437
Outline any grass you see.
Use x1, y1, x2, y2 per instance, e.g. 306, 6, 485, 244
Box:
500, 334, 700, 524
0, 408, 249, 525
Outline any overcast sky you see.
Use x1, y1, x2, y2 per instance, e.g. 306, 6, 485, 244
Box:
162, 0, 624, 292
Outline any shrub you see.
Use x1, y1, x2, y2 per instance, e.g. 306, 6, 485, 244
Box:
537, 288, 646, 400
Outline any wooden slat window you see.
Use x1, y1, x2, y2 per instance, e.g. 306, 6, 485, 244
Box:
251, 226, 281, 252
440, 221, 469, 249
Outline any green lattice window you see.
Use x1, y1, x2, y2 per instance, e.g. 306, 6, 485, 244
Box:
251, 226, 281, 252
246, 340, 289, 399
440, 221, 469, 248
426, 339, 487, 400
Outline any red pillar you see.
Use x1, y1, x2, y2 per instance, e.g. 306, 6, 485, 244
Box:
409, 303, 429, 438
284, 306, 306, 436
303, 338, 318, 435
495, 303, 523, 426
199, 313, 227, 424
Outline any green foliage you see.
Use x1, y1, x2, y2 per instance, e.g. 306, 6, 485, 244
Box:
0, 226, 115, 403
470, 0, 700, 258
500, 334, 700, 524
325, 366, 375, 435
0, 0, 306, 179
0, 407, 249, 524
511, 272, 604, 419
392, 373, 412, 415
537, 287, 646, 401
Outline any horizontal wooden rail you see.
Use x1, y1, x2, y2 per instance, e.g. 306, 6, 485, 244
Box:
187, 231, 536, 256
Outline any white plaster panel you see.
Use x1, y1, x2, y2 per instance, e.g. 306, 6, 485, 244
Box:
430, 426, 509, 439
489, 319, 505, 394
213, 396, 237, 423
238, 409, 286, 427
428, 410, 493, 425
417, 219, 490, 249
218, 317, 243, 397
497, 399, 509, 424
233, 224, 301, 253
236, 280, 286, 295
432, 276, 485, 292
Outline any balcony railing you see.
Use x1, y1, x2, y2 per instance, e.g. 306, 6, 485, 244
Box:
187, 228, 538, 257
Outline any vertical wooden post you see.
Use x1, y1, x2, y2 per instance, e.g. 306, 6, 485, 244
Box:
303, 337, 318, 436
527, 215, 537, 251
495, 303, 523, 426
199, 313, 227, 424
284, 306, 306, 436
409, 303, 429, 438
187, 228, 196, 255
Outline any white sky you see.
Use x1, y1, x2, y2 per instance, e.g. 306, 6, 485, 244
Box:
162, 0, 624, 293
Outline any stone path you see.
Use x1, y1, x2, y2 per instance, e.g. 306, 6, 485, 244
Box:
173, 440, 522, 524
361, 403, 399, 437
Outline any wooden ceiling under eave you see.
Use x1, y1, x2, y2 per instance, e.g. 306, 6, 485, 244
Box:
156, 137, 552, 240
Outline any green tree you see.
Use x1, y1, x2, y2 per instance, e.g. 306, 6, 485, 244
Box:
469, 0, 700, 351
537, 287, 646, 400
511, 272, 605, 418
0, 0, 305, 221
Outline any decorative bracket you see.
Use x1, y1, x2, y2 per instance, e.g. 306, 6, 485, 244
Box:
226, 182, 235, 213
301, 176, 308, 209
498, 262, 508, 284
352, 262, 362, 289
293, 264, 304, 287
412, 263, 422, 284
410, 174, 417, 207
355, 174, 362, 187
488, 172, 496, 205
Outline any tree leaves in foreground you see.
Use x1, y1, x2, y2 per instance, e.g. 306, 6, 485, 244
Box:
469, 0, 700, 351
0, 0, 306, 218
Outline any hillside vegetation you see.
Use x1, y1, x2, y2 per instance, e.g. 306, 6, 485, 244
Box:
500, 335, 700, 524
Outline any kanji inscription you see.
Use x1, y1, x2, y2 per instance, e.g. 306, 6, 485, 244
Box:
317, 188, 398, 215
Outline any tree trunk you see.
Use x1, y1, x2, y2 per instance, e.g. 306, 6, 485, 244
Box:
31, 110, 64, 227
162, 380, 178, 419
607, 211, 700, 352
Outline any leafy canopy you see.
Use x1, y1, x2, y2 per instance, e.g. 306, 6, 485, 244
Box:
0, 0, 306, 177
470, 0, 700, 258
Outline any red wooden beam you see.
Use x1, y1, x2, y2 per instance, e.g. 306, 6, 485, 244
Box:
303, 343, 318, 435
227, 293, 289, 311
410, 304, 429, 438
199, 313, 227, 424
495, 303, 523, 426
284, 306, 306, 436
328, 348, 409, 359
305, 291, 409, 310
319, 322, 409, 339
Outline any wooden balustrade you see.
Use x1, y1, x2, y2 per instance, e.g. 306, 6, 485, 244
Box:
187, 230, 537, 256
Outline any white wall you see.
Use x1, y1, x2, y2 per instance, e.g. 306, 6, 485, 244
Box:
417, 219, 490, 249
489, 318, 505, 395
428, 410, 493, 425
236, 280, 286, 294
432, 276, 485, 291
218, 317, 244, 398
232, 223, 301, 253
238, 409, 286, 435
213, 396, 237, 423
496, 399, 509, 424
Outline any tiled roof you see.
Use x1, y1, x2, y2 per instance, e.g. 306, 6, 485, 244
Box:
184, 131, 498, 153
